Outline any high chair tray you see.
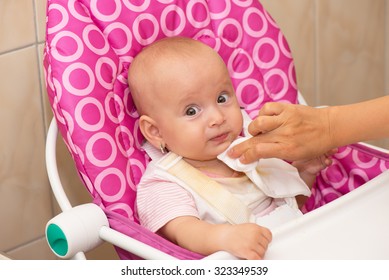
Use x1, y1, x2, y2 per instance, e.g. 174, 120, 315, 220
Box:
265, 170, 389, 259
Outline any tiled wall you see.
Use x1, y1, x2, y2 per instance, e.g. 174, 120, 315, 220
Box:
261, 0, 389, 148
0, 0, 118, 260
0, 0, 388, 259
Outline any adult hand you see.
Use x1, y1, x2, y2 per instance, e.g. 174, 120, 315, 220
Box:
228, 102, 333, 163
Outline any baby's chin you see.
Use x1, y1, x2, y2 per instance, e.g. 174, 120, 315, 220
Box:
181, 141, 235, 161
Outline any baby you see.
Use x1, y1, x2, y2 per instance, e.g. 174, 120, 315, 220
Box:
128, 37, 333, 259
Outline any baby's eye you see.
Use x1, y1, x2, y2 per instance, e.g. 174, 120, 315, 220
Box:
185, 106, 199, 116
217, 93, 229, 104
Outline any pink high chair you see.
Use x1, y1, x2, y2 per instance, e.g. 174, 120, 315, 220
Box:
44, 0, 389, 260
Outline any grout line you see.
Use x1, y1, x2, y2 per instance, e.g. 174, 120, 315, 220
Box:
4, 235, 47, 254
383, 0, 388, 156
32, 0, 40, 43
385, 0, 389, 96
0, 43, 37, 56
32, 0, 58, 220
32, 0, 58, 222
32, 0, 49, 141
313, 0, 320, 106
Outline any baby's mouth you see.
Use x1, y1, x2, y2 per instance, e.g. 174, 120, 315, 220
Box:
210, 132, 229, 143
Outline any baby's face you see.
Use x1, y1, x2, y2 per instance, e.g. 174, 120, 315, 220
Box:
150, 48, 243, 161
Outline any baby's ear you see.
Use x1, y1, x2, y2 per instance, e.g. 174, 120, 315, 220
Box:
139, 115, 163, 149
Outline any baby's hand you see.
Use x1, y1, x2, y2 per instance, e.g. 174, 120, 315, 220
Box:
292, 148, 337, 175
221, 223, 272, 260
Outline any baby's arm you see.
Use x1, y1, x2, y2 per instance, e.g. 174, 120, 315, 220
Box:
158, 216, 272, 260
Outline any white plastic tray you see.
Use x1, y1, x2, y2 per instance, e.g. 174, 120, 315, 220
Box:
265, 170, 389, 259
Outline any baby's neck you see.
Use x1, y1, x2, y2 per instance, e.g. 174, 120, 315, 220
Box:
184, 158, 239, 178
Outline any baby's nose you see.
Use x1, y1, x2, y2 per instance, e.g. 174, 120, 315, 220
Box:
209, 107, 225, 127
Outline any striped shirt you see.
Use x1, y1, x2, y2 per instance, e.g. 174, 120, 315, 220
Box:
135, 163, 272, 233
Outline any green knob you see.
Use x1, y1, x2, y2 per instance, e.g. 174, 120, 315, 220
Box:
46, 224, 68, 257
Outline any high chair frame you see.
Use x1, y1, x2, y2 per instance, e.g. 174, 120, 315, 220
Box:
44, 0, 389, 260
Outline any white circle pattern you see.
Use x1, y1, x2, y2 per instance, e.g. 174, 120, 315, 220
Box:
104, 22, 133, 55
209, 0, 231, 20
186, 0, 211, 28
132, 13, 159, 45
242, 7, 267, 38
68, 0, 93, 23
51, 31, 84, 62
90, 0, 122, 22
86, 132, 117, 167
62, 62, 95, 96
47, 4, 69, 34
218, 18, 243, 48
75, 97, 105, 131
160, 5, 186, 36
95, 57, 117, 89
83, 24, 110, 55
227, 48, 254, 79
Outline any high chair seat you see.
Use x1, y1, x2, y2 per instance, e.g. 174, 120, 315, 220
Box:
44, 0, 389, 259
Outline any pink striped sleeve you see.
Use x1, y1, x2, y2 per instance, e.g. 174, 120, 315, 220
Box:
136, 179, 200, 233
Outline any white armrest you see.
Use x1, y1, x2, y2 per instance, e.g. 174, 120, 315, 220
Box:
46, 119, 72, 211
98, 227, 177, 260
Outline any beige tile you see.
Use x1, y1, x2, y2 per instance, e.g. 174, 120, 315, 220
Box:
85, 242, 120, 260
6, 237, 57, 260
0, 0, 36, 53
0, 251, 12, 260
384, 0, 389, 150
0, 47, 52, 251
260, 0, 316, 105
386, 0, 389, 95
7, 236, 119, 260
52, 138, 94, 215
38, 43, 52, 133
316, 0, 386, 106
35, 0, 47, 43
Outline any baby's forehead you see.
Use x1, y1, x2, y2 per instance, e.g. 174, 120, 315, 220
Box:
130, 38, 228, 98
139, 38, 216, 64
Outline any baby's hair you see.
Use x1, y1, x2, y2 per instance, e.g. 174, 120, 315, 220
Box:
128, 37, 217, 115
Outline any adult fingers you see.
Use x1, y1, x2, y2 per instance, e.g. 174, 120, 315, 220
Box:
258, 102, 285, 116
227, 136, 257, 159
248, 115, 282, 136
226, 136, 277, 161
227, 133, 288, 162
238, 142, 287, 163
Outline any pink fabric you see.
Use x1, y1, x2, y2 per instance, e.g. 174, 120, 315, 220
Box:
302, 143, 389, 213
43, 0, 389, 259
